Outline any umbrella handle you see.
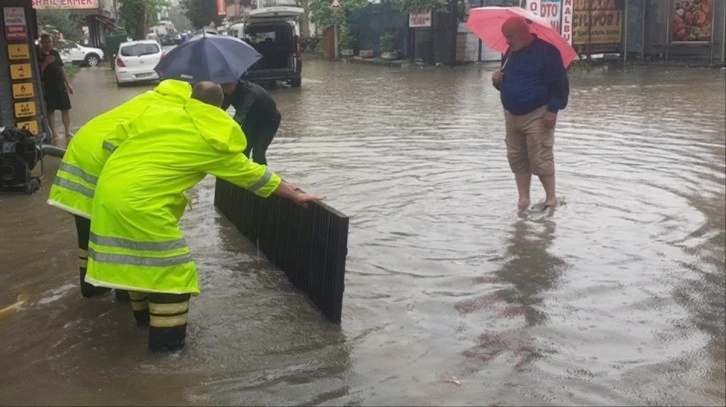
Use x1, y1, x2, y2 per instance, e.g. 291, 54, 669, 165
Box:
501, 54, 510, 70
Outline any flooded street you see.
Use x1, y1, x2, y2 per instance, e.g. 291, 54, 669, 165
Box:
0, 59, 724, 406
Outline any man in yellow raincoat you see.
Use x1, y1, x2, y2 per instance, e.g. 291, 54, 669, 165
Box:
47, 80, 192, 299
85, 82, 323, 352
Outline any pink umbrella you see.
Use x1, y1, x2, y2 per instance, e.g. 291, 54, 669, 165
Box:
466, 6, 578, 68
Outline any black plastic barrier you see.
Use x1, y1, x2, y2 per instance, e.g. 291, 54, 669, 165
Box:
214, 178, 348, 323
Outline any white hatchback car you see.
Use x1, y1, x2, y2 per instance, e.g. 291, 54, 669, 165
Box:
115, 40, 164, 85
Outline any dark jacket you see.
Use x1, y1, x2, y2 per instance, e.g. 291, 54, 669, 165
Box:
496, 37, 569, 115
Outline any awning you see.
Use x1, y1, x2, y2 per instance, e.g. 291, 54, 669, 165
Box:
95, 15, 117, 28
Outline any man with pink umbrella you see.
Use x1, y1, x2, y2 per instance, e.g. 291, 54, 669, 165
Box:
468, 9, 572, 211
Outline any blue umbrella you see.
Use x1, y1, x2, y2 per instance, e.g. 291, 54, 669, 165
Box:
154, 34, 262, 84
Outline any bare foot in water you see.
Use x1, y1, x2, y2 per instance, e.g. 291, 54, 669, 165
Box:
543, 198, 558, 208
518, 198, 531, 210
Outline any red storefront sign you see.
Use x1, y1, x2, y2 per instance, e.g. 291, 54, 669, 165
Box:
5, 25, 27, 41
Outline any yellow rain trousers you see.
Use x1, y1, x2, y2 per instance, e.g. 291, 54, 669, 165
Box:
47, 80, 192, 218
85, 97, 282, 295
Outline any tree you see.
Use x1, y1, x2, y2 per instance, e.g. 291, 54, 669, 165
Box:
119, 0, 168, 40
169, 5, 193, 32
308, 0, 367, 29
36, 9, 84, 43
180, 0, 223, 30
394, 0, 446, 14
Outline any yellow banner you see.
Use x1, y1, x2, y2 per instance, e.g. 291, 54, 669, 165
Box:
12, 83, 34, 99
16, 120, 39, 135
573, 0, 623, 52
14, 101, 36, 118
9, 63, 32, 80
8, 44, 30, 60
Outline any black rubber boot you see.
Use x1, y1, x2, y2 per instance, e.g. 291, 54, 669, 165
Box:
128, 291, 150, 326
80, 269, 111, 298
115, 289, 131, 302
149, 326, 186, 352
148, 293, 191, 352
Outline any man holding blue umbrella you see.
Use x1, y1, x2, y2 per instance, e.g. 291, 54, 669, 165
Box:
220, 78, 281, 165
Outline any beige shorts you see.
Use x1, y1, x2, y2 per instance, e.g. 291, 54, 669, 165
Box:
504, 105, 555, 176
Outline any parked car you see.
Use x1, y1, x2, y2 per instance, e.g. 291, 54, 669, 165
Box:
36, 39, 104, 67
240, 2, 303, 87
114, 40, 164, 86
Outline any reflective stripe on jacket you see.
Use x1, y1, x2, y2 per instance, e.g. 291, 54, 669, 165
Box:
47, 80, 192, 218
86, 97, 281, 295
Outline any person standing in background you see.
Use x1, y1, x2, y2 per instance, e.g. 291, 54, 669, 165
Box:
38, 33, 74, 139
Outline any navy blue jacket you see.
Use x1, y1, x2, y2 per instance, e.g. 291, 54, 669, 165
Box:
496, 37, 569, 115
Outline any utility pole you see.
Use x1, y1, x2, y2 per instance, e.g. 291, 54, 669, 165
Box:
477, 0, 483, 62
449, 0, 457, 66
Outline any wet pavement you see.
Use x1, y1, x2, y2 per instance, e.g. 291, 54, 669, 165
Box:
0, 59, 724, 406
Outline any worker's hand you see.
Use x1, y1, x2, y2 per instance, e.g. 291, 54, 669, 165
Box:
66, 84, 74, 95
293, 192, 326, 208
492, 69, 504, 86
273, 181, 325, 208
543, 111, 557, 129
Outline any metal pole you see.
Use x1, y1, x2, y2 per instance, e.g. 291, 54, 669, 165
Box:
722, 0, 725, 63
587, 0, 592, 59
477, 0, 483, 62
665, 0, 671, 61
623, 0, 628, 63
641, 0, 646, 59
450, 0, 458, 66
709, 0, 717, 64
334, 24, 339, 59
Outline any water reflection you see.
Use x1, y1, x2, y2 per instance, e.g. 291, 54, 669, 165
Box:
457, 217, 567, 367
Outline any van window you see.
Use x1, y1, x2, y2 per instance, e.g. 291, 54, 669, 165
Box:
121, 43, 160, 57
257, 0, 298, 7
248, 31, 276, 44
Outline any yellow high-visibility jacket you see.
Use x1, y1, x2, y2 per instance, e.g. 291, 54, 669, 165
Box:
47, 80, 192, 218
85, 97, 281, 295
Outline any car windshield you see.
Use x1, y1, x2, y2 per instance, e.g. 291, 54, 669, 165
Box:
120, 43, 159, 57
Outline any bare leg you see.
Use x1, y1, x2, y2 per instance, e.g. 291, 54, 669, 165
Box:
48, 109, 58, 138
515, 173, 532, 209
61, 110, 72, 137
539, 173, 557, 207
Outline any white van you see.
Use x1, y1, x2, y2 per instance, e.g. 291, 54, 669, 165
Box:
242, 0, 303, 87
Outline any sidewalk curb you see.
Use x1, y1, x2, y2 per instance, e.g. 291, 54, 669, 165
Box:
342, 56, 409, 68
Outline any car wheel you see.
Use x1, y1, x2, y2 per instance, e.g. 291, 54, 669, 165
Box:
290, 77, 301, 87
85, 54, 100, 67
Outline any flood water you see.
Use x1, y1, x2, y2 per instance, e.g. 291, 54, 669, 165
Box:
0, 60, 724, 406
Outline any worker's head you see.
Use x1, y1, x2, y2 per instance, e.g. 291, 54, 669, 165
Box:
501, 16, 533, 51
39, 33, 53, 52
220, 81, 238, 95
191, 81, 224, 107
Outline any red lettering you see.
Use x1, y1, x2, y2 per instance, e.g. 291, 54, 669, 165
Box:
541, 4, 559, 18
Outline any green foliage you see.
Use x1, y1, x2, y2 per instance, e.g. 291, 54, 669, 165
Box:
338, 25, 355, 49
168, 5, 193, 32
313, 41, 324, 55
379, 31, 394, 52
180, 0, 223, 30
64, 65, 80, 81
392, 0, 446, 14
119, 0, 168, 40
36, 9, 83, 43
309, 0, 367, 28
